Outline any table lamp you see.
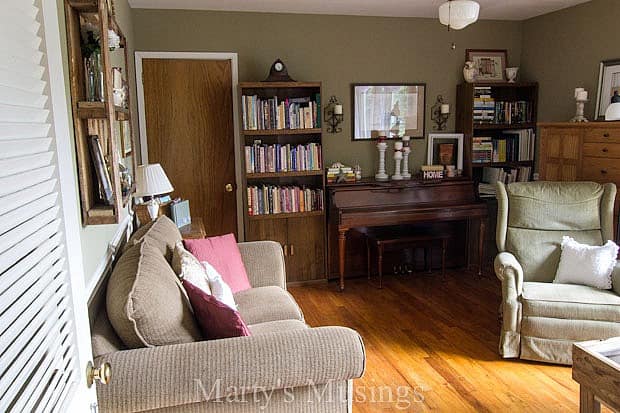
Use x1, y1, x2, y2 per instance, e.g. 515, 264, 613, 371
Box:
134, 163, 174, 220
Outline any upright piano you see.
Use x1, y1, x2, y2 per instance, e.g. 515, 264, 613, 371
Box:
327, 177, 488, 291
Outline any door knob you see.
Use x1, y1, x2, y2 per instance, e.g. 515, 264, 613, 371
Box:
86, 361, 111, 388
225, 183, 233, 192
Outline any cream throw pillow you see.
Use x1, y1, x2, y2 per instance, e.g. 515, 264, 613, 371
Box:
172, 242, 212, 295
172, 242, 237, 309
554, 236, 618, 290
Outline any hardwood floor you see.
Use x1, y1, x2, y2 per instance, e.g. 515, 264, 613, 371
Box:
288, 270, 593, 412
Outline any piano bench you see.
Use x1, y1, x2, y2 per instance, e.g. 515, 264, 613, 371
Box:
363, 226, 450, 289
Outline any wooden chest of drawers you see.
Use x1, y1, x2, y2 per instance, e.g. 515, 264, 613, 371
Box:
539, 122, 620, 236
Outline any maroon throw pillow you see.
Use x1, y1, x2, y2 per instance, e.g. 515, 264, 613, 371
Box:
183, 234, 252, 294
182, 280, 251, 340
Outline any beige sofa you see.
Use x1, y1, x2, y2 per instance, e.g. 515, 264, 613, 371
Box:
91, 217, 365, 412
494, 181, 620, 365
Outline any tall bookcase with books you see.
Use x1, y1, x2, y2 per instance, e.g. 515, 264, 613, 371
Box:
456, 82, 538, 198
239, 81, 326, 283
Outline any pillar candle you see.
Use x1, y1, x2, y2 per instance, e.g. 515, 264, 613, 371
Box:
574, 87, 585, 99
577, 91, 588, 100
441, 104, 450, 114
333, 104, 343, 115
394, 141, 403, 150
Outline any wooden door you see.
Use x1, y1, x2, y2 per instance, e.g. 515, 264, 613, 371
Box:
539, 127, 581, 181
142, 58, 237, 236
245, 220, 288, 249
287, 216, 325, 282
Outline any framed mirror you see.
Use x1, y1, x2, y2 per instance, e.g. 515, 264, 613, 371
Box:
352, 83, 426, 140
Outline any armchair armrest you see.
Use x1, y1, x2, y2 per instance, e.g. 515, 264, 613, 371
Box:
96, 326, 365, 413
238, 241, 286, 289
494, 252, 524, 298
494, 252, 524, 358
612, 261, 620, 296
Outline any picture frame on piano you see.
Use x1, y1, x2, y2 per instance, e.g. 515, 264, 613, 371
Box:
427, 133, 464, 171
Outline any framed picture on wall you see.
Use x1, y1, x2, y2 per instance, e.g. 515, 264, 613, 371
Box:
466, 49, 507, 82
351, 83, 426, 140
427, 133, 464, 170
595, 58, 620, 120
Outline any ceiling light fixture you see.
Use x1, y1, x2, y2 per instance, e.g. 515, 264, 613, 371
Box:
439, 0, 480, 30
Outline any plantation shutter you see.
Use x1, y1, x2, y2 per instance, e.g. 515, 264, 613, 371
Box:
0, 0, 82, 411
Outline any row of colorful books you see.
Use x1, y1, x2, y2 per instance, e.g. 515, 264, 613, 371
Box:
472, 129, 535, 163
473, 87, 533, 124
244, 143, 322, 174
247, 185, 324, 216
241, 94, 320, 130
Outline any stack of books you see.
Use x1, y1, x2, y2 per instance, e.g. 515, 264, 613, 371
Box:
244, 142, 322, 173
326, 165, 355, 184
247, 185, 324, 216
472, 129, 535, 164
479, 166, 532, 198
242, 94, 321, 130
474, 87, 495, 123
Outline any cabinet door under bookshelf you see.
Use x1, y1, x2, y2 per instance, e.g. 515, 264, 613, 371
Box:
240, 81, 326, 283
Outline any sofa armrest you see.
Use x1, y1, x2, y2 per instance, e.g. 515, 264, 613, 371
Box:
494, 252, 524, 358
612, 261, 620, 296
238, 241, 286, 289
96, 326, 365, 413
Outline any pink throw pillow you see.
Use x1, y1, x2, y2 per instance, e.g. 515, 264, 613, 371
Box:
183, 234, 251, 293
183, 280, 251, 340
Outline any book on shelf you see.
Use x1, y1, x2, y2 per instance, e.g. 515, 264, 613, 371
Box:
246, 185, 324, 216
242, 94, 321, 131
472, 129, 535, 164
479, 166, 532, 197
245, 142, 322, 174
473, 87, 533, 125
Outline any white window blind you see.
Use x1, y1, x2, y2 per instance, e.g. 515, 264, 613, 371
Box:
0, 0, 80, 411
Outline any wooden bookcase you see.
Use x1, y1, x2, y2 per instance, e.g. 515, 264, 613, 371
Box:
64, 0, 137, 225
239, 82, 326, 283
456, 82, 539, 182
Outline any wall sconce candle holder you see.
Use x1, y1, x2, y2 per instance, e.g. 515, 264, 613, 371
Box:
431, 95, 450, 131
325, 96, 344, 133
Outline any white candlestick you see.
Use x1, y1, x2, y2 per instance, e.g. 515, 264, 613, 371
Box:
392, 150, 403, 180
574, 87, 585, 99
441, 104, 450, 114
402, 147, 411, 179
333, 104, 343, 115
375, 141, 389, 181
577, 91, 588, 101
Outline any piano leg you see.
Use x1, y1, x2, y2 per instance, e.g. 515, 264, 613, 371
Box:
478, 218, 486, 277
338, 228, 348, 291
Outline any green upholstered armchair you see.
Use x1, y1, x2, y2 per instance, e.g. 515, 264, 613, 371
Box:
494, 181, 620, 365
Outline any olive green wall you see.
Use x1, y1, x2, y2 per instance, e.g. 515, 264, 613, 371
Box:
132, 9, 524, 175
56, 0, 138, 288
521, 0, 620, 121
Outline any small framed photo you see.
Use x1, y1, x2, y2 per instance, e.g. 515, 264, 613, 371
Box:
595, 58, 620, 120
466, 49, 508, 82
427, 133, 464, 170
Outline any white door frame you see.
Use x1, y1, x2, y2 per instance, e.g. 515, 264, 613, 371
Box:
42, 0, 96, 409
135, 52, 244, 240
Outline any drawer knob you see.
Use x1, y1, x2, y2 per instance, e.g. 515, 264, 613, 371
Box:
603, 133, 610, 138
601, 169, 608, 174
602, 148, 609, 153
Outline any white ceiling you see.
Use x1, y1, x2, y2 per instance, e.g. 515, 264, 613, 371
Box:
128, 0, 591, 21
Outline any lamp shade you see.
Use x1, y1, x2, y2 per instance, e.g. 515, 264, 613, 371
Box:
134, 163, 174, 197
439, 0, 480, 30
605, 102, 620, 121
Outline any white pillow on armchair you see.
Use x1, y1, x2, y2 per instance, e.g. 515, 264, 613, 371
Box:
554, 236, 618, 290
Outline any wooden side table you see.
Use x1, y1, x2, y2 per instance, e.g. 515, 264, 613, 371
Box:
572, 337, 620, 413
179, 217, 206, 239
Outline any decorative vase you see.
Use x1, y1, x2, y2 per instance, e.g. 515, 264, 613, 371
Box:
84, 52, 104, 102
463, 61, 477, 83
505, 67, 519, 83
